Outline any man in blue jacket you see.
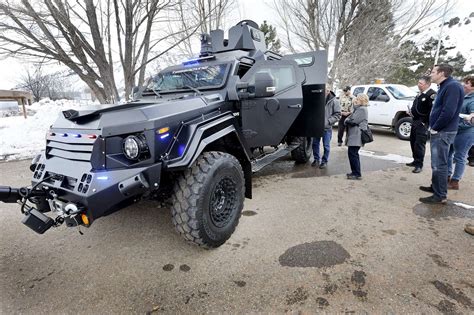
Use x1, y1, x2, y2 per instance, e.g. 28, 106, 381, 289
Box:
419, 64, 464, 204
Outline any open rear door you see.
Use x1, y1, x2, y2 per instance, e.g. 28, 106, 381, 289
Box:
281, 51, 328, 138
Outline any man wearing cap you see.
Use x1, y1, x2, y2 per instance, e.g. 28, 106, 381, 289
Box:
337, 86, 353, 146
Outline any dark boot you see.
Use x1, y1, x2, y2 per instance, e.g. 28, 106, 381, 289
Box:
448, 180, 459, 190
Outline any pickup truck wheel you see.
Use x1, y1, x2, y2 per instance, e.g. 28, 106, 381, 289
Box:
290, 137, 313, 163
171, 151, 244, 248
395, 117, 412, 140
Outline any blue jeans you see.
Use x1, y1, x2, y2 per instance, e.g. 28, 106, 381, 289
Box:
313, 129, 332, 163
448, 131, 474, 181
348, 146, 361, 177
430, 131, 457, 199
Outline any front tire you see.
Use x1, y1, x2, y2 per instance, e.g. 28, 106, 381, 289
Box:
171, 151, 245, 248
290, 137, 313, 163
395, 117, 412, 140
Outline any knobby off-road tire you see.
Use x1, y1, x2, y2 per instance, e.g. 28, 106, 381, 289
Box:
290, 137, 313, 163
171, 151, 245, 248
395, 117, 412, 141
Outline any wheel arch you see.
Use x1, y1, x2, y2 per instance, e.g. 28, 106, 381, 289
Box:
167, 114, 252, 198
392, 111, 410, 128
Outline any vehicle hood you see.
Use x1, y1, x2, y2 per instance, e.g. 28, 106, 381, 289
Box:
50, 96, 216, 136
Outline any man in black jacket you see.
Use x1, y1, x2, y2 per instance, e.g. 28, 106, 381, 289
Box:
406, 76, 436, 173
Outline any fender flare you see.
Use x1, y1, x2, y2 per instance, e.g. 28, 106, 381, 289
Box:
166, 113, 253, 198
166, 113, 251, 169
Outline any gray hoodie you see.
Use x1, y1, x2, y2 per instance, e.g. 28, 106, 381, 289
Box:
324, 92, 342, 130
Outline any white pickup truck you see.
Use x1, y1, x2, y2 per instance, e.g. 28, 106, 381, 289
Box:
351, 84, 417, 140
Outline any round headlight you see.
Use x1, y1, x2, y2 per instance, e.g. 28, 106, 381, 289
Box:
123, 136, 140, 160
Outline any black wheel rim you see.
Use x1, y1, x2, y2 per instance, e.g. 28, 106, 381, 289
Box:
209, 176, 237, 228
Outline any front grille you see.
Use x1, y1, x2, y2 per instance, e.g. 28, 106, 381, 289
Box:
46, 134, 96, 162
43, 172, 78, 190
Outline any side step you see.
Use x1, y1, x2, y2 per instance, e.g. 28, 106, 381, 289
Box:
251, 143, 299, 173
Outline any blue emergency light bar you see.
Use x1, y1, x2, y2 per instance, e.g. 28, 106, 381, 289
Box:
182, 55, 216, 66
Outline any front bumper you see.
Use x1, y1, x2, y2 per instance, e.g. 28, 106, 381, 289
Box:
32, 156, 162, 225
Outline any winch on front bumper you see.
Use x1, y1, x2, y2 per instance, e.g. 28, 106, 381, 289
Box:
1, 157, 162, 234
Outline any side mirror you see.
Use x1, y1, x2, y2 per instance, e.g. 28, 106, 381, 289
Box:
131, 86, 140, 100
254, 72, 276, 98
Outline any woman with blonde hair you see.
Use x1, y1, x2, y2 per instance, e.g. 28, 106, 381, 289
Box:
344, 93, 369, 179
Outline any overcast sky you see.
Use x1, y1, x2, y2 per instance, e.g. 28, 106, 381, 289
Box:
0, 0, 472, 90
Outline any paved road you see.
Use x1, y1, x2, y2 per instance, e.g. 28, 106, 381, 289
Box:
1, 129, 473, 314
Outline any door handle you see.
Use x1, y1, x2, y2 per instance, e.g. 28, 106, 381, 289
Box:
288, 104, 302, 109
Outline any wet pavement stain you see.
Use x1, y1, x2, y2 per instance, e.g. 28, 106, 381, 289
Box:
381, 229, 397, 235
351, 271, 367, 286
352, 290, 368, 299
233, 280, 246, 287
242, 210, 257, 216
351, 270, 368, 299
184, 291, 208, 305
428, 254, 450, 268
435, 299, 460, 315
179, 264, 191, 272
431, 280, 473, 308
316, 297, 330, 308
324, 283, 338, 295
413, 202, 474, 219
251, 149, 398, 179
285, 287, 308, 305
279, 241, 350, 268
162, 264, 174, 271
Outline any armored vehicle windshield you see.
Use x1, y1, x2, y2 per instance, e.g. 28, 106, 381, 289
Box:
148, 63, 231, 93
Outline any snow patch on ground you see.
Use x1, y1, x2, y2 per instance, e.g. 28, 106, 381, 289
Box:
359, 149, 413, 164
454, 202, 474, 210
0, 99, 97, 161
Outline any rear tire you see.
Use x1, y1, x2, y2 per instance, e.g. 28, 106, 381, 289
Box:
395, 117, 412, 141
290, 137, 313, 163
171, 151, 245, 248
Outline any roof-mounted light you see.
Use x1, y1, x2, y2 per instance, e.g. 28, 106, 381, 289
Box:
182, 55, 216, 66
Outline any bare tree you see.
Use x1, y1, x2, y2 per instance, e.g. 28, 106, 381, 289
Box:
271, 0, 447, 84
16, 65, 49, 102
171, 0, 236, 57
17, 65, 78, 101
0, 0, 212, 103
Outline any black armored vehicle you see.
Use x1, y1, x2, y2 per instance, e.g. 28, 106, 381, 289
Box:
1, 20, 327, 248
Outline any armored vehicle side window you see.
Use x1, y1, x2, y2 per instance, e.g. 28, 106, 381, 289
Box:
293, 57, 314, 66
247, 66, 296, 93
149, 64, 230, 92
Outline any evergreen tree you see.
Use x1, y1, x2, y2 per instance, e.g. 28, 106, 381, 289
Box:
259, 21, 281, 53
388, 37, 472, 85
